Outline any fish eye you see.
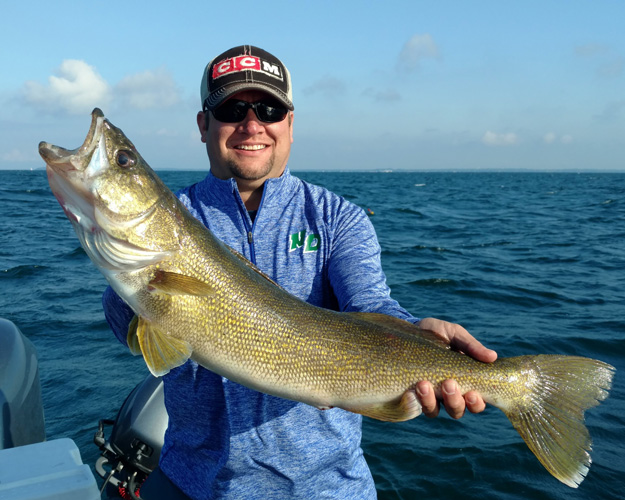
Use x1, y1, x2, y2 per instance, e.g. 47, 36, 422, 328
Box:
116, 150, 136, 168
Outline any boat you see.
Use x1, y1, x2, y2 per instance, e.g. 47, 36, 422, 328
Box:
0, 317, 167, 500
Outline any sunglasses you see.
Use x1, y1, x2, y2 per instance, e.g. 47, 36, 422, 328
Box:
210, 99, 289, 124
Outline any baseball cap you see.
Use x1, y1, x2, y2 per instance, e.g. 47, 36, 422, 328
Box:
201, 45, 294, 111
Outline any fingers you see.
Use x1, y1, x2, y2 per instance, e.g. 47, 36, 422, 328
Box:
414, 318, 493, 419
416, 381, 439, 418
464, 390, 486, 414
416, 381, 487, 419
416, 380, 468, 419
441, 380, 465, 419
452, 335, 498, 364
417, 317, 497, 364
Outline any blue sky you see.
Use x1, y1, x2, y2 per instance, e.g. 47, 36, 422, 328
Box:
1, 0, 623, 171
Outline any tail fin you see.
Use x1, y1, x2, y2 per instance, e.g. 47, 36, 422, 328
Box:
503, 355, 614, 488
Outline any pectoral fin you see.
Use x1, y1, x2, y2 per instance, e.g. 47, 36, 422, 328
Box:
344, 390, 422, 422
130, 315, 193, 376
148, 269, 214, 296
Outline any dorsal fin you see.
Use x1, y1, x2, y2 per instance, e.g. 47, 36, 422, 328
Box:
224, 243, 287, 291
346, 312, 450, 349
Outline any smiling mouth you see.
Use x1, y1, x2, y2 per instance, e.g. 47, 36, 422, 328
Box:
235, 144, 268, 151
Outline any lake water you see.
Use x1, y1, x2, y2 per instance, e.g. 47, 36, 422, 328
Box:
1, 169, 623, 499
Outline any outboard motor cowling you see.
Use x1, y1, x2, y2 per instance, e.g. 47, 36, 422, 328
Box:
0, 318, 45, 449
95, 374, 168, 499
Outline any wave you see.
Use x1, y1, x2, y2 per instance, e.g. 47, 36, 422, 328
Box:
0, 264, 48, 279
0, 187, 52, 196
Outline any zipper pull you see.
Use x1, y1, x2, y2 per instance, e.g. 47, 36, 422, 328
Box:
248, 231, 254, 244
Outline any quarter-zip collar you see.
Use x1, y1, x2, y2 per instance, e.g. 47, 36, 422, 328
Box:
191, 166, 297, 264
195, 166, 297, 220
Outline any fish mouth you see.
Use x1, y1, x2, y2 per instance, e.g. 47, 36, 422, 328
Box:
39, 108, 105, 172
40, 108, 106, 230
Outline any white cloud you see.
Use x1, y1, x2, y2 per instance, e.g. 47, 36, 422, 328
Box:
543, 132, 557, 144
115, 67, 180, 109
23, 60, 112, 114
2, 148, 32, 162
363, 87, 402, 102
22, 61, 182, 114
303, 76, 346, 97
398, 34, 440, 71
575, 44, 624, 78
482, 131, 519, 146
594, 99, 625, 122
598, 56, 624, 78
544, 132, 573, 144
155, 128, 179, 137
575, 44, 609, 57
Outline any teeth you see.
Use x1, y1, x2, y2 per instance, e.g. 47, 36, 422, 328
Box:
236, 144, 267, 151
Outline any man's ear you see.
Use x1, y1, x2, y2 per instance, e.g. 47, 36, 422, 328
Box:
197, 111, 209, 142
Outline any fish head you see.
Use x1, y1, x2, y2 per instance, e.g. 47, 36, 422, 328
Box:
39, 108, 178, 274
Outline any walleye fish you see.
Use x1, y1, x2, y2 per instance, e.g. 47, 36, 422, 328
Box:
40, 109, 614, 488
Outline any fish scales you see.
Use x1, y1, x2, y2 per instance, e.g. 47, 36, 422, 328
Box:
39, 108, 614, 488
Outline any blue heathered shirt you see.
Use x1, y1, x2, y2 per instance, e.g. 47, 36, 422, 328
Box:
102, 168, 420, 500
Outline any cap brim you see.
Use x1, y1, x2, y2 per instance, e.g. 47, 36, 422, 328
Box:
205, 82, 294, 111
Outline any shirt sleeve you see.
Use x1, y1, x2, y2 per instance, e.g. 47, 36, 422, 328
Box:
102, 285, 135, 347
327, 202, 421, 324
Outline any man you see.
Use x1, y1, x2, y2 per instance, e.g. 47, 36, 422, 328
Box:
103, 45, 496, 499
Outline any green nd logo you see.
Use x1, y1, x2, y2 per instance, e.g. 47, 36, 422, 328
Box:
289, 230, 320, 253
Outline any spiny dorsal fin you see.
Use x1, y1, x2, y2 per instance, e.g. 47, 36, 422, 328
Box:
135, 316, 192, 376
225, 244, 286, 290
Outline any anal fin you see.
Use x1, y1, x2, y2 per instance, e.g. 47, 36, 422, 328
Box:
344, 390, 422, 422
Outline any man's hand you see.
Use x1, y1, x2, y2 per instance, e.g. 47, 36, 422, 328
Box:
414, 317, 498, 419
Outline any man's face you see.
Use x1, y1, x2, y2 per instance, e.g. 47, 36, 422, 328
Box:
198, 90, 294, 183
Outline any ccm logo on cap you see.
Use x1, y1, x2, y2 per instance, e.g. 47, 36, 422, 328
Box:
212, 56, 283, 81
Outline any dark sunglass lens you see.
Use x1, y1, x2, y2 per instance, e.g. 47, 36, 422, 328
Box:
213, 100, 248, 123
257, 102, 288, 123
212, 99, 288, 123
